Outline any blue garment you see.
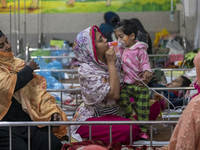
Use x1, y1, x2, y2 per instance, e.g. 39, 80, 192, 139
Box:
104, 12, 120, 26
170, 98, 187, 109
149, 82, 178, 101
99, 12, 120, 42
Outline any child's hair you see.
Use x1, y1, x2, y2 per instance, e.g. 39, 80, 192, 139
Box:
113, 19, 138, 37
181, 76, 191, 87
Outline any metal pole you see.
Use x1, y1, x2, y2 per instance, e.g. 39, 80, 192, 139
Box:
18, 0, 20, 39
9, 126, 12, 150
41, 0, 43, 35
130, 125, 132, 145
14, 0, 17, 54
28, 126, 31, 150
150, 125, 153, 147
89, 125, 91, 140
38, 2, 40, 47
9, 5, 12, 45
109, 125, 112, 143
60, 91, 63, 108
68, 125, 71, 143
24, 0, 27, 56
48, 125, 51, 150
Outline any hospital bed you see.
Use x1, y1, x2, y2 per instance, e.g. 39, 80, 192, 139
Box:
0, 120, 177, 149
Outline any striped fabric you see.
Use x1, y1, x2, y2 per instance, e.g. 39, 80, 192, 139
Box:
94, 106, 118, 117
119, 83, 150, 133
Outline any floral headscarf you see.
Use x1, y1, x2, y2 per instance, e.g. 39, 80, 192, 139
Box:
73, 25, 123, 105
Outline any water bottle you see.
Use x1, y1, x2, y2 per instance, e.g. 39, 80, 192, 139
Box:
61, 41, 70, 67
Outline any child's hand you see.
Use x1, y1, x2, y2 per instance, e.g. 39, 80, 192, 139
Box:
135, 71, 152, 88
135, 72, 144, 87
52, 113, 62, 121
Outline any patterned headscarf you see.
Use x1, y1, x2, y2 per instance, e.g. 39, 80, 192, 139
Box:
0, 51, 68, 139
73, 25, 123, 105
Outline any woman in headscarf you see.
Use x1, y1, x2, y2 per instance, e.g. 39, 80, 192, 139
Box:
0, 30, 68, 150
99, 11, 120, 42
70, 25, 142, 145
159, 51, 200, 150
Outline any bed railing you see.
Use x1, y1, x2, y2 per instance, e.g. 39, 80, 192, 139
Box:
34, 68, 193, 84
0, 120, 177, 149
26, 46, 169, 68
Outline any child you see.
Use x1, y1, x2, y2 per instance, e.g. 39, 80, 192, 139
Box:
113, 19, 152, 139
151, 75, 191, 109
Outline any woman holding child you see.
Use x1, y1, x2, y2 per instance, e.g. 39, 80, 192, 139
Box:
71, 24, 160, 145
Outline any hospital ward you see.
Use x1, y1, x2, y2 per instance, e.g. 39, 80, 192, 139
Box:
1, 0, 200, 149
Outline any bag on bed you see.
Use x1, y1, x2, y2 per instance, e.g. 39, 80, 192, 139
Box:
185, 48, 200, 68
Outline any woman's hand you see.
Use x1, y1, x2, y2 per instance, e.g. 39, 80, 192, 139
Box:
105, 47, 116, 65
52, 113, 63, 121
26, 59, 40, 70
143, 70, 152, 80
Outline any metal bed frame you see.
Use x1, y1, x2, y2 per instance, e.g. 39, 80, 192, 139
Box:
0, 120, 177, 150
25, 46, 169, 68
34, 68, 195, 118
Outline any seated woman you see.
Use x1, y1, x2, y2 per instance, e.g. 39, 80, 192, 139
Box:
71, 25, 141, 145
70, 25, 160, 145
0, 30, 68, 150
159, 50, 200, 150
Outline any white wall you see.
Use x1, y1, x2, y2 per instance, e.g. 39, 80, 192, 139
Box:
0, 11, 182, 53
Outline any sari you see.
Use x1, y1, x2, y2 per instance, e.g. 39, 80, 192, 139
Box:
160, 50, 200, 150
0, 51, 68, 139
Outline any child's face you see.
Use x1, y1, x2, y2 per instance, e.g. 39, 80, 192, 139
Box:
114, 28, 135, 48
167, 76, 184, 87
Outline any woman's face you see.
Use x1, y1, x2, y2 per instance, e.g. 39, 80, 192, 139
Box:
0, 36, 11, 52
167, 76, 184, 87
94, 31, 109, 58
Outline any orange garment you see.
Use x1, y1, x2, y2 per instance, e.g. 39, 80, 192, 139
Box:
161, 50, 200, 150
0, 51, 68, 139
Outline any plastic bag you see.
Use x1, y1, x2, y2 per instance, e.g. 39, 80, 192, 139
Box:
34, 56, 64, 80
34, 56, 48, 69
166, 39, 184, 55
36, 70, 64, 89
31, 49, 51, 63
46, 60, 64, 80
154, 28, 170, 47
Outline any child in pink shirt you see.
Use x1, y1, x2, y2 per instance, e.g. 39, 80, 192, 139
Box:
113, 19, 152, 139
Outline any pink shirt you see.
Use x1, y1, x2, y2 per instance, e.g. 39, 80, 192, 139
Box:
119, 41, 152, 84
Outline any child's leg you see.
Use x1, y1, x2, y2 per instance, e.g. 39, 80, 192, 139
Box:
133, 85, 150, 133
119, 84, 134, 118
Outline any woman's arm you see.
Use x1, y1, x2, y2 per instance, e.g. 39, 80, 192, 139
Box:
14, 59, 39, 92
14, 66, 33, 92
105, 47, 120, 100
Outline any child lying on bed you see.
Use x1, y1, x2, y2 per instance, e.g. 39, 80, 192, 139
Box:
149, 75, 191, 109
